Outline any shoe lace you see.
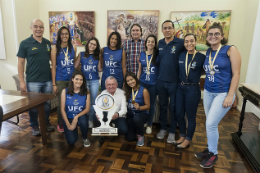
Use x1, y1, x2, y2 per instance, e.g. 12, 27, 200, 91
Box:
204, 152, 214, 161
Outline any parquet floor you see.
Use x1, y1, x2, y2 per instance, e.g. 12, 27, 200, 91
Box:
0, 101, 258, 173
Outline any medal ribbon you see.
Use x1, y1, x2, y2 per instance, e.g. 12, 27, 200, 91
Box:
146, 52, 153, 74
62, 46, 69, 60
132, 88, 139, 102
209, 44, 222, 71
185, 50, 196, 79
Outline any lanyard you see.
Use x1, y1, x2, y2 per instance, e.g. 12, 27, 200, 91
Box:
146, 52, 153, 74
132, 88, 139, 101
185, 50, 196, 79
62, 46, 69, 61
209, 44, 222, 71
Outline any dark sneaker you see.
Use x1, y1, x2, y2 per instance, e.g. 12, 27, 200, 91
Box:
57, 122, 64, 133
46, 122, 55, 132
137, 135, 144, 146
83, 139, 90, 147
31, 126, 41, 136
195, 148, 209, 159
200, 152, 218, 168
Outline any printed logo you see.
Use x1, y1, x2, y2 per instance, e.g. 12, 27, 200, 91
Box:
32, 47, 38, 50
73, 99, 79, 105
159, 48, 163, 50
88, 59, 93, 64
109, 55, 114, 61
104, 52, 109, 54
190, 62, 197, 69
179, 61, 184, 63
171, 46, 176, 54
47, 44, 50, 51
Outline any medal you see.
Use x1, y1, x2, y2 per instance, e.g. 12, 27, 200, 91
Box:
208, 44, 222, 76
185, 50, 196, 79
62, 46, 69, 61
210, 70, 215, 75
131, 88, 139, 105
146, 52, 153, 76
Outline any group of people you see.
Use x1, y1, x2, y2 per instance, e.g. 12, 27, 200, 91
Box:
17, 19, 241, 169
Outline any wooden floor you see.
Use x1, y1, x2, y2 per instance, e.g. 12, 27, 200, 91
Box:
0, 102, 258, 173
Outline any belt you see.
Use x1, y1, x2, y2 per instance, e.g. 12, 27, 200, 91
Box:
180, 81, 199, 86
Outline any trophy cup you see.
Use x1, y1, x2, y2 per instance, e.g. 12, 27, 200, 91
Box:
92, 93, 118, 136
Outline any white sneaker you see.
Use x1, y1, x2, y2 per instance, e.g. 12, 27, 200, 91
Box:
146, 126, 152, 134
166, 133, 176, 143
157, 129, 166, 139
88, 121, 93, 128
144, 123, 148, 127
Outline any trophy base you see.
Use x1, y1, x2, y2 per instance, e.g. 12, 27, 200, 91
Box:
92, 127, 118, 136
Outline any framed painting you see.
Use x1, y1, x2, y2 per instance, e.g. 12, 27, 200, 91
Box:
107, 10, 160, 42
49, 11, 95, 46
170, 10, 231, 50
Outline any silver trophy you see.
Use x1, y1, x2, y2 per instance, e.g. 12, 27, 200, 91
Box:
92, 93, 118, 136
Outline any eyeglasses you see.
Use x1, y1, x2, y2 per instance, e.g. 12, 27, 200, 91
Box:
163, 27, 173, 30
90, 42, 97, 47
61, 33, 69, 36
207, 32, 221, 37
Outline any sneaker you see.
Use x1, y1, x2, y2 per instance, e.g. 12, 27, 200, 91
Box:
157, 129, 166, 139
195, 148, 209, 159
144, 123, 148, 127
89, 121, 94, 128
200, 152, 218, 168
83, 139, 91, 147
46, 122, 55, 132
31, 126, 41, 136
146, 126, 152, 134
57, 122, 64, 133
166, 133, 176, 143
137, 135, 144, 146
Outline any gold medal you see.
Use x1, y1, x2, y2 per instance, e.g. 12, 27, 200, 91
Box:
185, 50, 196, 79
208, 44, 222, 75
62, 46, 69, 61
132, 88, 139, 104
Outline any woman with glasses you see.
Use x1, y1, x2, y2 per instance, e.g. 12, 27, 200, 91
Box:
74, 37, 102, 128
51, 26, 76, 133
195, 23, 241, 168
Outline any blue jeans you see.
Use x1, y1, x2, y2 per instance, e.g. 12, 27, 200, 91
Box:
156, 80, 178, 133
203, 89, 235, 154
86, 80, 99, 122
26, 81, 52, 127
101, 79, 124, 91
125, 113, 148, 141
140, 82, 157, 126
63, 114, 89, 144
176, 84, 201, 141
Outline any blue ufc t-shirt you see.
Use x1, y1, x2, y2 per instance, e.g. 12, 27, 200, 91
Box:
80, 52, 100, 80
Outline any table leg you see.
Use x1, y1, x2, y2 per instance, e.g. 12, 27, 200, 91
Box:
237, 98, 247, 136
36, 103, 47, 145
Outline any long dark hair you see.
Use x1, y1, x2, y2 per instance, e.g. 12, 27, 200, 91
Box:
124, 71, 140, 101
67, 70, 88, 96
107, 32, 122, 50
145, 35, 158, 66
84, 37, 100, 60
56, 26, 72, 56
206, 22, 227, 47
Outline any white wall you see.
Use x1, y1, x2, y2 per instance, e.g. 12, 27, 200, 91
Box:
0, 0, 259, 113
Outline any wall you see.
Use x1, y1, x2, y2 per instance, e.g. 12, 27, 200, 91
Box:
0, 0, 38, 90
0, 0, 259, 112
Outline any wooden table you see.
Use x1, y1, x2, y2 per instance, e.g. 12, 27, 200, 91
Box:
231, 83, 260, 173
0, 89, 54, 145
